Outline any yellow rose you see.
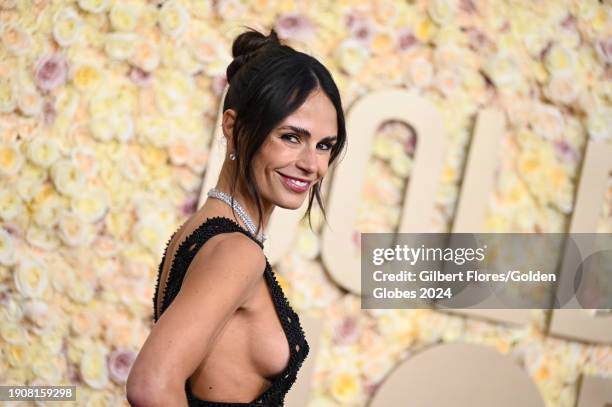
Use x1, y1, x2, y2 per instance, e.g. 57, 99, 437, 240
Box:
0, 77, 17, 113
335, 39, 369, 76
32, 355, 62, 382
53, 7, 82, 47
104, 32, 137, 60
370, 29, 394, 56
134, 218, 167, 255
329, 369, 363, 404
14, 257, 48, 298
71, 189, 109, 223
72, 62, 103, 92
544, 44, 576, 77
390, 150, 413, 177
159, 0, 190, 38
0, 143, 24, 176
80, 347, 109, 389
77, 0, 109, 14
1, 322, 28, 344
414, 17, 436, 42
1, 22, 32, 55
51, 158, 85, 196
6, 343, 31, 367
485, 52, 520, 87
110, 3, 139, 32
32, 194, 64, 228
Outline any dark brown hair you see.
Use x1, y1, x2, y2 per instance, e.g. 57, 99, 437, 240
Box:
223, 26, 347, 234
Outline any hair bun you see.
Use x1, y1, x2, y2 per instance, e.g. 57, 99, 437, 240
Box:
227, 27, 281, 85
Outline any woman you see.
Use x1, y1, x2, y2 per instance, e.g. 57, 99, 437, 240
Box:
127, 26, 347, 406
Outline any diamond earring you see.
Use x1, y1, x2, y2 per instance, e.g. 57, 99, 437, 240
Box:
229, 152, 236, 160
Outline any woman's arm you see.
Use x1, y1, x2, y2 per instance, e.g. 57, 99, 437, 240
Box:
126, 232, 266, 406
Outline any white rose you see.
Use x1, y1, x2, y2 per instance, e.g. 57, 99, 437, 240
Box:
104, 32, 137, 61
297, 227, 320, 259
77, 0, 109, 14
80, 347, 109, 389
0, 322, 27, 344
544, 74, 579, 105
335, 39, 369, 76
53, 7, 82, 47
26, 136, 60, 168
109, 3, 139, 32
23, 300, 49, 328
159, 0, 190, 38
0, 298, 23, 322
485, 52, 521, 87
0, 214, 20, 260
71, 188, 109, 223
530, 103, 564, 142
50, 158, 86, 196
57, 210, 89, 247
427, 0, 456, 25
134, 218, 168, 255
14, 257, 48, 298
25, 224, 61, 251
67, 279, 95, 304
586, 107, 612, 142
32, 195, 64, 228
0, 78, 17, 113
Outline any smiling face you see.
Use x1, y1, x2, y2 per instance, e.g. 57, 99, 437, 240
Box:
252, 88, 338, 210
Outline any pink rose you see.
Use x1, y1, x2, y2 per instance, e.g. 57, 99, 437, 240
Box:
274, 12, 316, 42
35, 54, 68, 91
397, 27, 418, 52
332, 315, 360, 346
211, 74, 228, 96
108, 349, 136, 384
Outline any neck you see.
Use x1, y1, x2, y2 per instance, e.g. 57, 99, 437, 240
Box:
212, 161, 274, 235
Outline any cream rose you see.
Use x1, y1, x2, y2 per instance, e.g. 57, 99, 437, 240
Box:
0, 77, 17, 113
26, 136, 60, 168
544, 44, 577, 77
50, 158, 86, 196
335, 39, 369, 76
105, 32, 137, 61
427, 0, 456, 25
407, 56, 433, 88
80, 347, 109, 389
109, 3, 139, 32
586, 107, 612, 142
77, 0, 109, 14
129, 38, 160, 72
1, 22, 32, 55
0, 227, 16, 265
71, 62, 103, 92
23, 300, 49, 328
17, 86, 43, 116
71, 188, 109, 223
53, 7, 82, 47
159, 0, 190, 38
329, 368, 364, 404
58, 210, 90, 247
14, 257, 48, 298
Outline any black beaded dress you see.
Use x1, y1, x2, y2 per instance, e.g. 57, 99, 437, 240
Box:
152, 216, 310, 406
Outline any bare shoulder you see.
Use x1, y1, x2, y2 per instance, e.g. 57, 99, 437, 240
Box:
195, 231, 266, 281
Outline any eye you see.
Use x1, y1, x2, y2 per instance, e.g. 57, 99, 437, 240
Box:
281, 134, 299, 143
318, 142, 335, 151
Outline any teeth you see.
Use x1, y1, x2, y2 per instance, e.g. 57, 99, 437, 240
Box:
287, 177, 307, 187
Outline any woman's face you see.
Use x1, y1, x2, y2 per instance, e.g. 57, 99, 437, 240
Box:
253, 89, 338, 210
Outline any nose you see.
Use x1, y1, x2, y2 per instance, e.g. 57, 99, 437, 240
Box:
296, 145, 317, 174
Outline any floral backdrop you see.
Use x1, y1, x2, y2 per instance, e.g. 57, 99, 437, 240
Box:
0, 0, 610, 406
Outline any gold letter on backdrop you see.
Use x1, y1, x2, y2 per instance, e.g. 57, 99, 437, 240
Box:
549, 141, 612, 344
322, 88, 446, 294
370, 343, 545, 407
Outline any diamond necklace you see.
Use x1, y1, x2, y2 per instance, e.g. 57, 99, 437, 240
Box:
207, 188, 267, 243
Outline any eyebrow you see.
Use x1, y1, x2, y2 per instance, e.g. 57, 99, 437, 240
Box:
279, 125, 337, 143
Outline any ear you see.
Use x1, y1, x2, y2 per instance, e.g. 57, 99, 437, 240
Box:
221, 109, 237, 150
